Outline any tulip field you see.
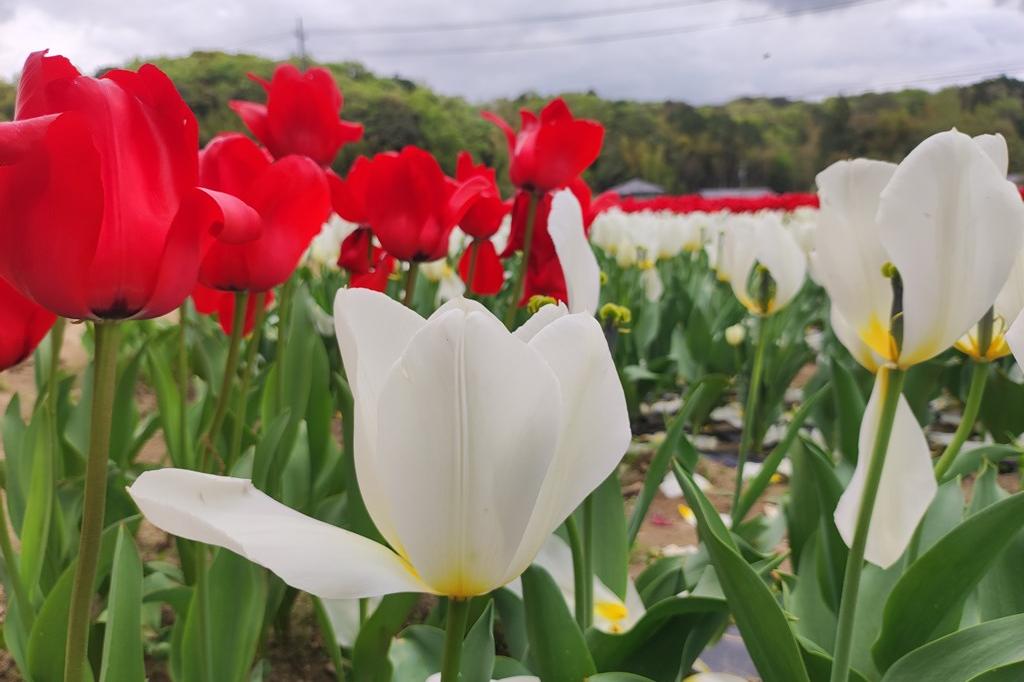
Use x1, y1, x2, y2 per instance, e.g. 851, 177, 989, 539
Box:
4, 49, 1024, 682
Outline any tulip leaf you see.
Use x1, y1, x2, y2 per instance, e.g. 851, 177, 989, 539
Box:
586, 595, 726, 679
673, 462, 811, 682
590, 674, 657, 681
493, 587, 528, 660
3, 395, 28, 532
966, 465, 1024, 622
941, 444, 1021, 482
873, 491, 1024, 671
592, 473, 629, 599
626, 381, 708, 546
353, 592, 420, 682
461, 601, 496, 682
829, 357, 867, 466
521, 565, 597, 680
99, 525, 144, 682
18, 402, 53, 602
797, 636, 869, 682
389, 624, 444, 681
879, 614, 1024, 682
969, 662, 1024, 682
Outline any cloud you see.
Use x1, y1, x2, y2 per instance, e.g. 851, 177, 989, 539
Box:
0, 0, 1022, 103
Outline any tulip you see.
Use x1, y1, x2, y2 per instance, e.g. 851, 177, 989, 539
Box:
191, 284, 273, 337
0, 276, 55, 371
307, 214, 358, 272
348, 247, 396, 293
129, 289, 630, 599
197, 133, 331, 293
817, 130, 1024, 682
718, 213, 807, 316
548, 190, 600, 315
0, 51, 261, 321
421, 259, 467, 304
482, 98, 603, 193
455, 152, 510, 295
230, 64, 363, 166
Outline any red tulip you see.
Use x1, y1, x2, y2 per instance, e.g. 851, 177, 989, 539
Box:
349, 247, 395, 292
192, 284, 274, 336
197, 134, 331, 292
361, 147, 487, 262
482, 98, 603, 193
0, 277, 55, 371
230, 64, 363, 167
329, 156, 372, 225
0, 51, 261, 321
337, 227, 374, 274
457, 240, 505, 295
455, 151, 510, 239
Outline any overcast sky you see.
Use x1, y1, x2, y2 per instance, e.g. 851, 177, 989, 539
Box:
1, 0, 1022, 104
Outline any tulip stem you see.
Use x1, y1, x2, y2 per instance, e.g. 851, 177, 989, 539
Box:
830, 367, 905, 682
201, 291, 249, 474
440, 597, 471, 682
402, 262, 420, 308
276, 276, 296, 411
731, 314, 769, 524
504, 192, 539, 327
934, 360, 989, 480
465, 240, 481, 295
582, 496, 594, 629
565, 515, 588, 628
177, 302, 191, 467
64, 321, 121, 682
228, 292, 266, 470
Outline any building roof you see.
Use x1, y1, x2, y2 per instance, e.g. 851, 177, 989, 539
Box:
699, 187, 775, 198
608, 178, 666, 197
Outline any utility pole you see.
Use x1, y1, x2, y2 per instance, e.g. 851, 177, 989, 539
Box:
295, 17, 309, 68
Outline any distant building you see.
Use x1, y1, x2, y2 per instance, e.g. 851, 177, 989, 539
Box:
699, 187, 775, 198
608, 178, 666, 198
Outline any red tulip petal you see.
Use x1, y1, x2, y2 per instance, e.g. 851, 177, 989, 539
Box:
330, 156, 372, 223
200, 133, 272, 197
0, 111, 102, 319
539, 97, 573, 123
199, 188, 263, 244
229, 100, 271, 147
265, 64, 345, 165
0, 276, 56, 371
15, 50, 80, 120
458, 240, 504, 295
246, 72, 272, 92
443, 175, 490, 231
334, 120, 364, 147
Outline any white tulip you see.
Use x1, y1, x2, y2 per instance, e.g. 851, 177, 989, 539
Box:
719, 213, 807, 315
129, 290, 630, 599
819, 130, 1024, 567
420, 259, 466, 304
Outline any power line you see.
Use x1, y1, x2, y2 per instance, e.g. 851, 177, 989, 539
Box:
305, 0, 734, 36
787, 61, 1024, 100
324, 0, 889, 58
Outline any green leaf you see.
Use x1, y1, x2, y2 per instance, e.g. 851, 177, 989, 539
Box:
590, 674, 657, 681
493, 588, 527, 660
521, 565, 596, 681
492, 656, 532, 677
389, 624, 443, 681
967, 465, 1024, 621
592, 473, 629, 599
880, 614, 1024, 682
586, 595, 726, 679
797, 636, 869, 682
969, 662, 1024, 682
626, 380, 709, 546
19, 402, 54, 600
674, 463, 811, 682
873, 491, 1024, 671
461, 601, 496, 682
942, 444, 1021, 482
3, 394, 28, 532
99, 525, 144, 682
830, 358, 866, 466
352, 592, 420, 682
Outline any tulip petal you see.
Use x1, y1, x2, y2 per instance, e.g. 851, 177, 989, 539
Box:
834, 370, 936, 568
973, 133, 1009, 176
507, 314, 631, 581
549, 190, 600, 315
877, 129, 1024, 366
513, 302, 569, 342
229, 100, 270, 149
480, 111, 517, 151
334, 288, 426, 553
129, 469, 430, 598
830, 308, 882, 373
376, 308, 562, 596
1006, 311, 1024, 371
753, 215, 806, 313
814, 159, 896, 360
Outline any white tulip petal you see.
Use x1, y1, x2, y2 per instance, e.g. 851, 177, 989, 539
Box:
973, 133, 1009, 176
754, 214, 806, 312
641, 267, 664, 302
1006, 311, 1024, 371
513, 301, 569, 342
814, 158, 896, 359
430, 296, 491, 320
376, 309, 562, 596
877, 129, 1024, 366
549, 189, 600, 315
128, 469, 429, 598
334, 288, 426, 552
834, 371, 936, 568
323, 597, 381, 648
721, 216, 758, 306
830, 308, 883, 373
508, 314, 631, 579
995, 247, 1024, 326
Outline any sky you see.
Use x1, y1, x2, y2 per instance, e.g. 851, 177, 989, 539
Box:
1, 0, 1023, 104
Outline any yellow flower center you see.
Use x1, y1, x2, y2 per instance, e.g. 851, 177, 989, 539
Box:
595, 600, 629, 625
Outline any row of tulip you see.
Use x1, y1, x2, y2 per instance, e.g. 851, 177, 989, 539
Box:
2, 46, 1024, 682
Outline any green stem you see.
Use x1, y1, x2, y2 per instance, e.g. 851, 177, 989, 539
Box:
359, 597, 369, 627
313, 596, 346, 682
934, 360, 989, 480
402, 262, 420, 308
565, 515, 588, 629
440, 597, 471, 682
228, 292, 266, 470
504, 192, 539, 328
201, 291, 249, 474
0, 491, 32, 631
829, 367, 906, 682
732, 314, 769, 523
177, 302, 191, 467
276, 276, 297, 411
194, 545, 213, 682
582, 496, 594, 630
64, 321, 121, 682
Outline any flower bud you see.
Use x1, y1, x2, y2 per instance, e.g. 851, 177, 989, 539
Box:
725, 324, 746, 346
